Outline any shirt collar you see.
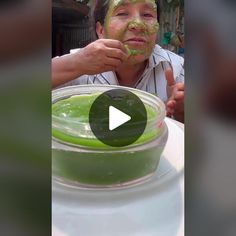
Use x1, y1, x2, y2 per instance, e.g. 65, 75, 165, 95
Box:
98, 45, 172, 85
147, 44, 172, 70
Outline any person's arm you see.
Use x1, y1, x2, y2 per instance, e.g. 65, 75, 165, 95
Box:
52, 53, 84, 88
52, 39, 128, 88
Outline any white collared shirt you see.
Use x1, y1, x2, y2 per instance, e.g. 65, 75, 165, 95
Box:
61, 44, 184, 102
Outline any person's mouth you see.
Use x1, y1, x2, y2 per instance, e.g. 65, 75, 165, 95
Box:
124, 37, 146, 46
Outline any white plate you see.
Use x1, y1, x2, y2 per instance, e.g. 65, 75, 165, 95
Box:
52, 118, 184, 236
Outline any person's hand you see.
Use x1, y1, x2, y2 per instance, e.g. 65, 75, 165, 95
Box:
165, 69, 184, 122
77, 39, 128, 75
52, 39, 128, 88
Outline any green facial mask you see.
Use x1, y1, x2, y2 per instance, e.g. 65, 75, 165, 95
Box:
104, 0, 159, 58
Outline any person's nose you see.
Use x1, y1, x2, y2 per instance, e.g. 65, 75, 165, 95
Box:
127, 14, 146, 32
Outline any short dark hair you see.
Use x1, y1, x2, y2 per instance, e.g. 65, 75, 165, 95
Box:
93, 0, 160, 26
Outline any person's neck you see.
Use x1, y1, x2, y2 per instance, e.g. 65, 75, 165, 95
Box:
116, 60, 147, 87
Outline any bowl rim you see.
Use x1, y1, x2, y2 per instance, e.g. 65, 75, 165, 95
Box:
52, 84, 166, 126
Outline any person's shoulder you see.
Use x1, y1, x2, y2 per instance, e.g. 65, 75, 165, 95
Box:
153, 44, 184, 65
70, 48, 82, 54
52, 48, 82, 59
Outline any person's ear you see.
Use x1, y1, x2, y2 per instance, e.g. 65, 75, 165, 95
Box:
96, 22, 105, 39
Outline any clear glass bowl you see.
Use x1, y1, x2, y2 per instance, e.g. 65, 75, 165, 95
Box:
52, 85, 168, 189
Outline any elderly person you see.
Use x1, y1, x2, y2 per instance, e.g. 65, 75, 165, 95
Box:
52, 0, 184, 122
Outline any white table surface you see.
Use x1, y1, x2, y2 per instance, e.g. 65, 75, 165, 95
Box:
52, 117, 184, 236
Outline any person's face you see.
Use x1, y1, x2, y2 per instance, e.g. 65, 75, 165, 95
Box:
96, 0, 159, 65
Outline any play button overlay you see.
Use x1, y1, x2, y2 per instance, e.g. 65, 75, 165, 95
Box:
89, 89, 147, 147
109, 106, 131, 131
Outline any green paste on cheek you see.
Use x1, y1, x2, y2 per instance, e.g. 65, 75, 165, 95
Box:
149, 22, 159, 34
121, 19, 158, 58
124, 45, 145, 56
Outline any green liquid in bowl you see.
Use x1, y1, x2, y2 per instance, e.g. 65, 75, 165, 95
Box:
52, 93, 161, 147
52, 89, 168, 188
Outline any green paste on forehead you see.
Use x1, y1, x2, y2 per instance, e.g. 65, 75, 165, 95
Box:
113, 0, 157, 9
113, 0, 125, 8
105, 0, 158, 35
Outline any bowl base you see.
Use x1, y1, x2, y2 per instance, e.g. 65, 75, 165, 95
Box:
52, 173, 155, 190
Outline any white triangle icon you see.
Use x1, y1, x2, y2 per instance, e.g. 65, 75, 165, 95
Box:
109, 106, 131, 131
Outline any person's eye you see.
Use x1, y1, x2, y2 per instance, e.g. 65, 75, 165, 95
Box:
143, 13, 154, 18
116, 11, 128, 16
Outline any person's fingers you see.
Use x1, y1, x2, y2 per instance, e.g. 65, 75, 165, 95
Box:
104, 57, 123, 67
103, 65, 118, 72
102, 39, 127, 53
166, 108, 174, 117
174, 91, 184, 101
165, 69, 176, 87
106, 48, 128, 61
166, 99, 176, 117
166, 99, 176, 108
175, 82, 184, 91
